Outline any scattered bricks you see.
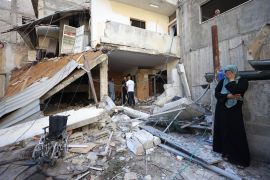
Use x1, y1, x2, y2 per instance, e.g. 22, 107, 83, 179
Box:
69, 132, 84, 144
93, 131, 109, 141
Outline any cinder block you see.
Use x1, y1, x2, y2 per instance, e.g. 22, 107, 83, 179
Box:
126, 136, 144, 155
132, 130, 154, 149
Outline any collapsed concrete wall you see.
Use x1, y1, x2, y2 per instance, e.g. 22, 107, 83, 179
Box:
178, 0, 270, 103
243, 80, 270, 162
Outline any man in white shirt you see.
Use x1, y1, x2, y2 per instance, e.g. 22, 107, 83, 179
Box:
126, 75, 135, 106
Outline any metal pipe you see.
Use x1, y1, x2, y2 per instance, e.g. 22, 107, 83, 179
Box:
211, 25, 220, 79
159, 144, 242, 180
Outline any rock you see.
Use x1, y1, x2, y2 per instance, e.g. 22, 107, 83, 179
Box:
132, 130, 154, 149
101, 95, 116, 112
119, 157, 125, 161
153, 136, 161, 146
144, 175, 152, 180
87, 152, 98, 162
127, 136, 144, 155
146, 148, 155, 155
176, 155, 183, 161
116, 147, 127, 153
124, 172, 138, 180
112, 114, 131, 122
125, 132, 133, 139
72, 158, 85, 164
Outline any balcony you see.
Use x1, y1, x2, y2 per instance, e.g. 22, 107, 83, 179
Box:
100, 21, 180, 57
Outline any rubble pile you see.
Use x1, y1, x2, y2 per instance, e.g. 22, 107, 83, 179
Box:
0, 96, 269, 179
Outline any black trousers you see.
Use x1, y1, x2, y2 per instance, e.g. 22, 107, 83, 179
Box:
122, 91, 127, 105
128, 92, 135, 106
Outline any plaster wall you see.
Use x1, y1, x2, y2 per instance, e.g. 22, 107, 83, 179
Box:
91, 0, 170, 47
243, 80, 270, 162
178, 0, 270, 102
101, 22, 180, 57
0, 0, 35, 98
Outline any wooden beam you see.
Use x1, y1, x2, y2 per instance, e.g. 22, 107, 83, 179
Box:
84, 55, 99, 107
41, 54, 108, 102
41, 69, 86, 102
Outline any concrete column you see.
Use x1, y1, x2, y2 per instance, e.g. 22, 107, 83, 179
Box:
38, 0, 45, 18
99, 59, 108, 100
0, 47, 5, 98
10, 0, 18, 43
167, 59, 179, 84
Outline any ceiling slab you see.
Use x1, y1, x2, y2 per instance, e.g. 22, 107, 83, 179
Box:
111, 0, 177, 16
108, 50, 176, 72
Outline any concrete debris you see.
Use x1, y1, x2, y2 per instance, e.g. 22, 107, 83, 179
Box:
117, 106, 150, 119
126, 136, 144, 155
132, 130, 154, 149
87, 152, 98, 162
144, 175, 152, 180
0, 107, 106, 147
153, 136, 161, 146
100, 95, 116, 112
124, 172, 138, 180
176, 155, 184, 161
69, 132, 84, 144
69, 143, 97, 154
126, 130, 161, 155
154, 84, 181, 106
112, 113, 131, 123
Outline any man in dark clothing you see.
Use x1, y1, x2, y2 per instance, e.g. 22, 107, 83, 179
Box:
121, 76, 127, 105
213, 65, 250, 168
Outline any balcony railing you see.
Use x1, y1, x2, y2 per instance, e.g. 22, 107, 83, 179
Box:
100, 21, 180, 57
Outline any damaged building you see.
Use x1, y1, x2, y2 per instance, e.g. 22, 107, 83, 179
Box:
0, 0, 270, 179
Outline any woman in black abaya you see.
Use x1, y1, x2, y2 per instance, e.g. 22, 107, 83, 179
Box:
213, 65, 250, 167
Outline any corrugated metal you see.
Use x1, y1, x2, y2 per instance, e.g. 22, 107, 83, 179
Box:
0, 60, 79, 118
0, 100, 41, 129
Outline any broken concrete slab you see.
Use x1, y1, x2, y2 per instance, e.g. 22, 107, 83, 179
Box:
117, 106, 150, 119
153, 136, 161, 146
112, 113, 131, 123
126, 136, 144, 156
151, 98, 205, 122
132, 130, 154, 150
154, 84, 181, 107
126, 130, 158, 155
100, 95, 116, 112
0, 107, 106, 147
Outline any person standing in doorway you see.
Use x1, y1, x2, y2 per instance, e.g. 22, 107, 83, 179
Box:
213, 65, 250, 168
108, 77, 115, 101
126, 75, 135, 107
121, 76, 127, 105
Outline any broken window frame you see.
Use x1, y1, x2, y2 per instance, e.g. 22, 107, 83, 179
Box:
130, 18, 146, 29
199, 0, 253, 24
168, 19, 177, 36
